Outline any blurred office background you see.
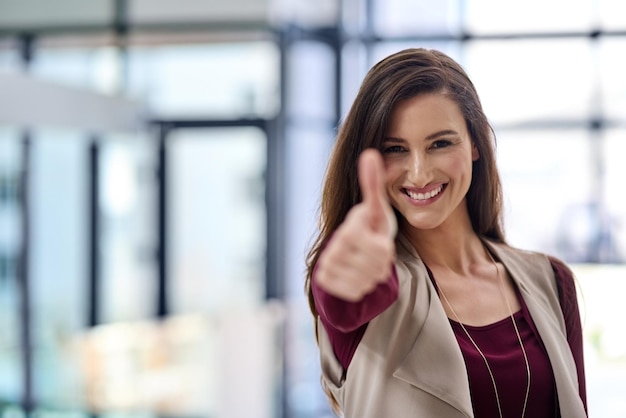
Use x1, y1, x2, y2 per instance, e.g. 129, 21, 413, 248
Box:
0, 0, 625, 417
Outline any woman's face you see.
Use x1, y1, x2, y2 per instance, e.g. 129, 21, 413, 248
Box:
382, 93, 479, 232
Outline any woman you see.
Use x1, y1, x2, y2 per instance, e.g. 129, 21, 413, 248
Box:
305, 48, 587, 418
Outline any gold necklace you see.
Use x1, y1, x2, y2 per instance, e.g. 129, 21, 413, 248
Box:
436, 250, 531, 418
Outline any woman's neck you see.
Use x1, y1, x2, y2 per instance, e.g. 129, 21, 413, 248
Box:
402, 220, 487, 275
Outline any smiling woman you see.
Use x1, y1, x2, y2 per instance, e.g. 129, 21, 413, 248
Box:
382, 94, 478, 231
305, 48, 588, 418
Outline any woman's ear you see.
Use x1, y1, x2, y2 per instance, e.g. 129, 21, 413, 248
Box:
472, 143, 480, 161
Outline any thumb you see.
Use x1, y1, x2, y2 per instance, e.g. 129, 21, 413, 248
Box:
358, 149, 395, 236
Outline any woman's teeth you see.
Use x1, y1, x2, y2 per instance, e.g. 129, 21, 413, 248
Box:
405, 184, 444, 201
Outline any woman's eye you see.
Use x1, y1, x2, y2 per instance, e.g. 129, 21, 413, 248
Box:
431, 140, 452, 149
383, 145, 404, 154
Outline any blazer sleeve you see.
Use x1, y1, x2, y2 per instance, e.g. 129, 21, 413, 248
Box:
312, 264, 399, 369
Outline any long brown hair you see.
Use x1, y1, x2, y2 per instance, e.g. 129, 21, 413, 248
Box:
305, 46, 505, 384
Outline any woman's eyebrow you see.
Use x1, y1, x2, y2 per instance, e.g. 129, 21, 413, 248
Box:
382, 136, 405, 143
425, 129, 459, 141
384, 129, 459, 143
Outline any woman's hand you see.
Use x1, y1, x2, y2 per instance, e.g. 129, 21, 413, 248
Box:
315, 149, 398, 302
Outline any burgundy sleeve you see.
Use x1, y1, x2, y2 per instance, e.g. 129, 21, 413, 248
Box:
312, 265, 399, 369
549, 256, 587, 413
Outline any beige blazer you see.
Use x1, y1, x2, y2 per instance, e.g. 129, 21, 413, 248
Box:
318, 234, 587, 417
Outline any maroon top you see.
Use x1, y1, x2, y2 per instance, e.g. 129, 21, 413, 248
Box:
312, 256, 587, 417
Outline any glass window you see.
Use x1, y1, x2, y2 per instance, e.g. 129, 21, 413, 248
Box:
30, 129, 89, 408
341, 41, 368, 117
0, 128, 22, 404
284, 125, 334, 418
465, 0, 595, 34
464, 39, 594, 125
168, 127, 266, 315
602, 129, 626, 262
599, 38, 626, 121
30, 45, 123, 95
573, 263, 626, 417
341, 0, 367, 37
0, 128, 21, 257
373, 0, 461, 37
127, 42, 280, 119
100, 134, 157, 323
371, 41, 461, 66
496, 129, 594, 260
0, 39, 21, 72
341, 41, 461, 117
598, 0, 626, 30
287, 41, 336, 122
284, 40, 337, 418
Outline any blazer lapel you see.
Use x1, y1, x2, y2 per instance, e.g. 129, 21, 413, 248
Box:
392, 235, 474, 417
485, 241, 587, 418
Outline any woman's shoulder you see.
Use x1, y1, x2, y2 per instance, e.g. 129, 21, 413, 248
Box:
544, 255, 579, 312
545, 255, 575, 278
502, 242, 575, 280
485, 239, 553, 267
489, 240, 572, 271
492, 241, 578, 303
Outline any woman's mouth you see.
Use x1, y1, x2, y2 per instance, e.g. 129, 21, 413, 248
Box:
402, 183, 447, 202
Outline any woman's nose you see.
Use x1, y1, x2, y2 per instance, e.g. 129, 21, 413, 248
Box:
406, 152, 431, 186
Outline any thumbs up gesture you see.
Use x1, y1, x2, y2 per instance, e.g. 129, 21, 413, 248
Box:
315, 149, 398, 302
